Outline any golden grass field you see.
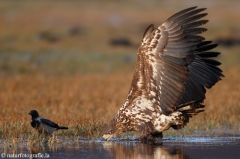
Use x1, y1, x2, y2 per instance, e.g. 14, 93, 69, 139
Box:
0, 0, 240, 146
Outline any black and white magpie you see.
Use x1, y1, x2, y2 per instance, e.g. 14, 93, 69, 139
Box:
29, 110, 68, 135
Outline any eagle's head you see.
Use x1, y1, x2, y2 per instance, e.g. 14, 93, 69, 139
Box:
103, 118, 124, 141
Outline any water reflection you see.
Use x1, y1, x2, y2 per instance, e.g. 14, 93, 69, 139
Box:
3, 137, 240, 159
26, 141, 112, 159
26, 141, 187, 159
103, 141, 188, 159
29, 143, 62, 158
26, 141, 189, 159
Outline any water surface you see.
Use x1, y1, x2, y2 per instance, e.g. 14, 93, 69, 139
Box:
2, 137, 240, 159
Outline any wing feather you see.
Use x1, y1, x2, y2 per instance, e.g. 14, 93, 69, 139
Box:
195, 51, 220, 58
128, 7, 223, 115
40, 118, 59, 128
181, 20, 209, 30
169, 35, 205, 43
161, 55, 187, 65
166, 13, 208, 32
163, 6, 198, 27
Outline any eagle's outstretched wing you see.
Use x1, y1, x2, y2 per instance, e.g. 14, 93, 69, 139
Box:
132, 6, 223, 115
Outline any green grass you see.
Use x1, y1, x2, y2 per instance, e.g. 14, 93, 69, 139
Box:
0, 50, 136, 75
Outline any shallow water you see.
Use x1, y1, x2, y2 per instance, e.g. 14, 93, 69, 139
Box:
2, 137, 240, 159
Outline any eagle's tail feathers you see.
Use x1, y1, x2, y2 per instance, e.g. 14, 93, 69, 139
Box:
177, 100, 205, 115
177, 99, 204, 110
171, 100, 205, 130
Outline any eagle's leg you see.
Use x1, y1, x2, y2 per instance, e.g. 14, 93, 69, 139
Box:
146, 132, 163, 141
136, 122, 155, 140
152, 132, 163, 139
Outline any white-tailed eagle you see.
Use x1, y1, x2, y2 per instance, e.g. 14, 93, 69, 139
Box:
103, 7, 223, 140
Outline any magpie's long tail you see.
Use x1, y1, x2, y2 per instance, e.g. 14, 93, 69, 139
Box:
58, 126, 68, 129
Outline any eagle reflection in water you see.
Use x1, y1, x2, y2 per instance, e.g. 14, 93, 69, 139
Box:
103, 142, 189, 159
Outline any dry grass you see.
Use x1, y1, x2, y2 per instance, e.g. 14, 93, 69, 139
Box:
0, 67, 240, 143
0, 73, 133, 145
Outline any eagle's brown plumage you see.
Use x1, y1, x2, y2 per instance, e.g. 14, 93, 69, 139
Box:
103, 7, 223, 141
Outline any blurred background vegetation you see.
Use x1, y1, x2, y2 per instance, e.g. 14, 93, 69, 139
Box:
0, 0, 239, 76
